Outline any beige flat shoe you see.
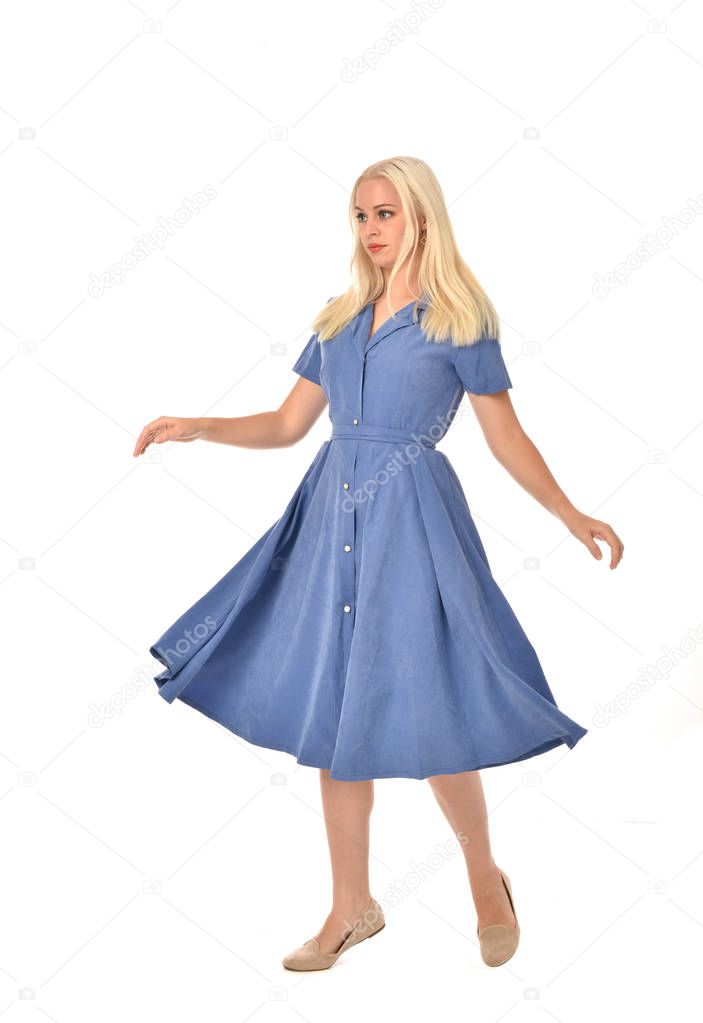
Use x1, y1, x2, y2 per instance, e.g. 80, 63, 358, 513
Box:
477, 868, 520, 967
282, 896, 385, 971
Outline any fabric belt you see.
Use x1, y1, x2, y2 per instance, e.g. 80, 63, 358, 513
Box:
330, 423, 436, 449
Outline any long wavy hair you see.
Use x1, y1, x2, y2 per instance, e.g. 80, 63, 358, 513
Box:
310, 156, 500, 348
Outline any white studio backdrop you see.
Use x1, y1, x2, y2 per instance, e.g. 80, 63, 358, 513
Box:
2, 0, 702, 1019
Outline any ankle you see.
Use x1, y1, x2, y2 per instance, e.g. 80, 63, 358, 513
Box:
331, 892, 373, 922
469, 862, 503, 893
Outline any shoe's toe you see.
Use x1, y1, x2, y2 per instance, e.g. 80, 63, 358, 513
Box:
282, 938, 332, 971
478, 924, 519, 967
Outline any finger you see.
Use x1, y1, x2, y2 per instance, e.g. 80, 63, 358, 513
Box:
608, 539, 620, 569
134, 418, 167, 456
613, 539, 625, 569
591, 528, 618, 563
134, 429, 153, 456
583, 533, 603, 560
134, 429, 156, 456
594, 526, 623, 569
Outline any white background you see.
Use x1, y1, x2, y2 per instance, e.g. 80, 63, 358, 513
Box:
3, 0, 702, 1019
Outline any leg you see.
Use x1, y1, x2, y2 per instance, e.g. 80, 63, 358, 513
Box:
313, 768, 374, 954
427, 770, 516, 931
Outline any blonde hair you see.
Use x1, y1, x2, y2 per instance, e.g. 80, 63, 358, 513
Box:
311, 156, 500, 347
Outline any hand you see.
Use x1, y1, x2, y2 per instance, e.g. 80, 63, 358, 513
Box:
562, 509, 624, 569
133, 416, 205, 457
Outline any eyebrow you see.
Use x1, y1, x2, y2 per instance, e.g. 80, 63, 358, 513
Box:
354, 203, 397, 211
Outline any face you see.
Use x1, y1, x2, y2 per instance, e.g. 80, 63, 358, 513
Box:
354, 177, 424, 274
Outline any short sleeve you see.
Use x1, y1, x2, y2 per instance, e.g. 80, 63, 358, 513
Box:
292, 333, 322, 385
453, 337, 512, 394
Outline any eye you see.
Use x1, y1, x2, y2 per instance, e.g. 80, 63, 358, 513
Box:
355, 209, 393, 223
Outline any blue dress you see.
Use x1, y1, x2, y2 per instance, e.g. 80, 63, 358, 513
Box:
150, 297, 588, 780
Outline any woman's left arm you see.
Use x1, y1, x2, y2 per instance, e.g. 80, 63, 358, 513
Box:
468, 391, 624, 570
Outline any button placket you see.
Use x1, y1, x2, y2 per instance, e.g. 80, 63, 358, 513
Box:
341, 446, 358, 627
338, 309, 418, 638
339, 314, 387, 641
340, 334, 366, 626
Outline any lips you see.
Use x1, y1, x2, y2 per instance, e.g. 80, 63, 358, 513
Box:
368, 244, 385, 252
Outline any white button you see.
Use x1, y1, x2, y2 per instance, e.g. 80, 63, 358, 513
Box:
343, 481, 350, 490
343, 604, 351, 613
352, 418, 358, 425
344, 544, 351, 552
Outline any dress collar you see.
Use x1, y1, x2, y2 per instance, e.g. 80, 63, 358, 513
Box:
354, 295, 428, 359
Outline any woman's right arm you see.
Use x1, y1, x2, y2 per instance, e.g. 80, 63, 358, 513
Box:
132, 376, 328, 457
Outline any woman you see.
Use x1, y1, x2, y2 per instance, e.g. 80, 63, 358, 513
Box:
134, 156, 623, 973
